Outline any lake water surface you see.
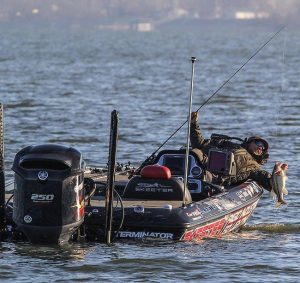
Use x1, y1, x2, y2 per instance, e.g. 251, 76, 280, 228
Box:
0, 24, 299, 282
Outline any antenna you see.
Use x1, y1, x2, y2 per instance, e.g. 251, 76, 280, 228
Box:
182, 57, 196, 207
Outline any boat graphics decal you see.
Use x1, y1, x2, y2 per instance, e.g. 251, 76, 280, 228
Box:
31, 194, 55, 203
118, 231, 174, 239
185, 204, 215, 221
214, 199, 239, 210
185, 198, 237, 221
209, 199, 225, 211
181, 200, 259, 241
236, 190, 251, 201
135, 183, 173, 193
235, 183, 261, 201
186, 208, 202, 218
184, 185, 259, 221
220, 201, 258, 234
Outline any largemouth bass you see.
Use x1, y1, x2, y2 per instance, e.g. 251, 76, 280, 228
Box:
271, 162, 288, 208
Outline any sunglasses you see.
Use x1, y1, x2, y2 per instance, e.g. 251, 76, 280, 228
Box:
254, 140, 265, 150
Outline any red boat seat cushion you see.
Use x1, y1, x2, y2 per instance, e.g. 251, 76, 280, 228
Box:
140, 165, 171, 180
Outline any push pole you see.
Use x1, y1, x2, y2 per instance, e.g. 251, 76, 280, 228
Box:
182, 57, 196, 207
105, 110, 119, 244
0, 104, 6, 238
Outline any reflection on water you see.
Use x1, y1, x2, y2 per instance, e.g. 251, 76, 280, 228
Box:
242, 223, 300, 234
12, 242, 91, 261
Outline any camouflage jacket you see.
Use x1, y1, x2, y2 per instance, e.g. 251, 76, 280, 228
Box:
190, 121, 272, 191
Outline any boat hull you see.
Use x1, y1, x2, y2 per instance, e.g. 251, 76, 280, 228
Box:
84, 180, 263, 241
181, 198, 259, 241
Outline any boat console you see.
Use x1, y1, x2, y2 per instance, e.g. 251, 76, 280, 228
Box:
156, 150, 205, 193
155, 150, 205, 194
123, 149, 222, 202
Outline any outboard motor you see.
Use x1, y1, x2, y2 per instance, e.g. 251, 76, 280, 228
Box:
12, 144, 85, 244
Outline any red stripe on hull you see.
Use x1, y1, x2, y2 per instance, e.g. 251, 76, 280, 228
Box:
182, 200, 259, 241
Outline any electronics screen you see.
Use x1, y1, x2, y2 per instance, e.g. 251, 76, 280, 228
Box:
163, 155, 191, 176
208, 151, 227, 173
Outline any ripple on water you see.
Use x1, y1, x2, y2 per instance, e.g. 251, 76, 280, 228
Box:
0, 26, 299, 283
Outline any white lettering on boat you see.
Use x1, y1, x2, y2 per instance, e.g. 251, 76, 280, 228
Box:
135, 184, 173, 193
31, 194, 54, 202
186, 208, 201, 217
118, 231, 173, 239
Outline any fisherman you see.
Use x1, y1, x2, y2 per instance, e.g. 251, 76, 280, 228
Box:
190, 111, 285, 191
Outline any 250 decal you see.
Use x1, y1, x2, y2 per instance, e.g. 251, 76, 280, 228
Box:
31, 194, 55, 202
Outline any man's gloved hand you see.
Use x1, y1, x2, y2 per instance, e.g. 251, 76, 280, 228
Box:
191, 111, 198, 124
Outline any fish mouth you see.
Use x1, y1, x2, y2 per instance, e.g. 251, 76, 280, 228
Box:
254, 148, 263, 156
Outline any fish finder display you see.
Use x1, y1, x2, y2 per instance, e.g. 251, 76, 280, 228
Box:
208, 151, 227, 172
163, 156, 191, 176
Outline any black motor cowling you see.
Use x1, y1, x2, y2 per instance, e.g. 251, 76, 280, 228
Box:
12, 144, 85, 244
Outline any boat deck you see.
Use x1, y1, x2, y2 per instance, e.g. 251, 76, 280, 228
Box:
89, 196, 184, 208
4, 194, 185, 209
85, 171, 130, 183
5, 171, 198, 209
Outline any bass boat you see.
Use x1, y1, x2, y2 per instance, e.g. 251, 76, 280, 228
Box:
4, 144, 263, 244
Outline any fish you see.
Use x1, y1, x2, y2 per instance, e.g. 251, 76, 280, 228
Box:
270, 162, 288, 208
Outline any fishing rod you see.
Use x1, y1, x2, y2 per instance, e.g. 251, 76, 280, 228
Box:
136, 26, 285, 170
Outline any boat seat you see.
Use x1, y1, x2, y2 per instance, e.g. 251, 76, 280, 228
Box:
123, 176, 192, 203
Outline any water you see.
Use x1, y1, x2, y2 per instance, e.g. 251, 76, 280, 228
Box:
0, 24, 300, 282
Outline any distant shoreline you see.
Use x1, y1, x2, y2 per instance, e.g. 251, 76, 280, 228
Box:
0, 17, 295, 31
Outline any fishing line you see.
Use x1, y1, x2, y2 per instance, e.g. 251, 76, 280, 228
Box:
137, 27, 285, 169
198, 29, 285, 111
275, 28, 287, 137
266, 27, 287, 167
